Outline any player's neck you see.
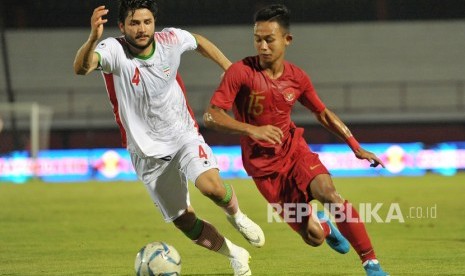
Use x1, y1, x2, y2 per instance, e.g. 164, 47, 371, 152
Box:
127, 41, 155, 59
262, 62, 284, 80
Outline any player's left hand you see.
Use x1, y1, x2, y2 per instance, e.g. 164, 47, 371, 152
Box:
354, 148, 385, 168
249, 125, 283, 145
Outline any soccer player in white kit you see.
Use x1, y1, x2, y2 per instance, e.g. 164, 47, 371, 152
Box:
73, 1, 264, 275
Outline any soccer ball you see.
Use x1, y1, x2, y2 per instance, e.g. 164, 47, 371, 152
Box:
134, 241, 181, 276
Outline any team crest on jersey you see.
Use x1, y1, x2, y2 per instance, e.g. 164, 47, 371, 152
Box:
162, 65, 171, 78
283, 88, 296, 102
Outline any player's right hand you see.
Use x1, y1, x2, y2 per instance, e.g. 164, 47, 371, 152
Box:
89, 6, 108, 42
249, 125, 283, 145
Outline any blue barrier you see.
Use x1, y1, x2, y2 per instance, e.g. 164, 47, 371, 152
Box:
1, 142, 464, 183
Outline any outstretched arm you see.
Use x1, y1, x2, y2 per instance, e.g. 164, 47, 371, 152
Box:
73, 6, 108, 75
192, 33, 232, 71
314, 108, 385, 168
204, 105, 283, 145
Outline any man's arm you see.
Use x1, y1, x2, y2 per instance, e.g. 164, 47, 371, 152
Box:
204, 105, 283, 145
192, 33, 232, 71
314, 108, 385, 167
73, 6, 108, 75
74, 40, 100, 75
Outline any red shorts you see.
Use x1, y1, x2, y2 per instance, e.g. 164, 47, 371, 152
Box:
252, 139, 329, 232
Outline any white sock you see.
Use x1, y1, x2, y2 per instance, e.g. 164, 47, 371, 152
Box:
217, 237, 242, 258
228, 208, 245, 223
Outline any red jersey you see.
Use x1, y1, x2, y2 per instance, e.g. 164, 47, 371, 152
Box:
210, 56, 326, 177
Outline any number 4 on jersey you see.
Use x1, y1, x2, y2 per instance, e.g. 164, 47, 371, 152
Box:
199, 145, 208, 159
132, 67, 140, 86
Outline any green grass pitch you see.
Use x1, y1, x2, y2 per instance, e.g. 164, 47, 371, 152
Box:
1, 173, 465, 275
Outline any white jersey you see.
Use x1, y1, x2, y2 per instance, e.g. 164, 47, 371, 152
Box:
95, 28, 201, 158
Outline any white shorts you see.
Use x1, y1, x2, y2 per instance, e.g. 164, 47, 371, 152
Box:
130, 137, 219, 222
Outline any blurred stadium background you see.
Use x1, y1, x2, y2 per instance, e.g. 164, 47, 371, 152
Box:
1, 1, 465, 275
0, 0, 464, 152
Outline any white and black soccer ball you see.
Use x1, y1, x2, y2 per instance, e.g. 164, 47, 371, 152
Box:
135, 241, 181, 276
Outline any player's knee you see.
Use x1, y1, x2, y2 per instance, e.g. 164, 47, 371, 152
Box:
300, 226, 325, 247
200, 181, 224, 200
302, 233, 325, 247
195, 170, 225, 200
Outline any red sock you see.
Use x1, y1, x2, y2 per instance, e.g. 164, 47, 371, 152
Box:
335, 201, 376, 263
320, 221, 330, 237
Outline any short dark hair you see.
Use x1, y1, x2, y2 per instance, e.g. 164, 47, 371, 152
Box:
118, 0, 158, 23
254, 4, 290, 33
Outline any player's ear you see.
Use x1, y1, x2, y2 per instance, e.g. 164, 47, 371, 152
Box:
118, 22, 125, 34
285, 33, 293, 46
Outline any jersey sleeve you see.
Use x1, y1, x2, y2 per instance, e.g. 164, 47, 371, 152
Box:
298, 73, 326, 113
210, 62, 244, 110
162, 27, 197, 53
94, 38, 120, 73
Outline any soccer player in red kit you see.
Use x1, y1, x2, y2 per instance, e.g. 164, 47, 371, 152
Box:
204, 4, 389, 276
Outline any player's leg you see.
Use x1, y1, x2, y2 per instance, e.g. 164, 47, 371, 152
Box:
182, 140, 264, 248
297, 204, 326, 247
173, 206, 251, 276
130, 152, 251, 276
195, 168, 265, 247
281, 147, 350, 254
310, 174, 374, 257
251, 172, 340, 252
295, 202, 349, 255
194, 168, 238, 216
309, 174, 389, 275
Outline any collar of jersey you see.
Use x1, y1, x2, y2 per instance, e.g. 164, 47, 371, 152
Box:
132, 41, 156, 60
